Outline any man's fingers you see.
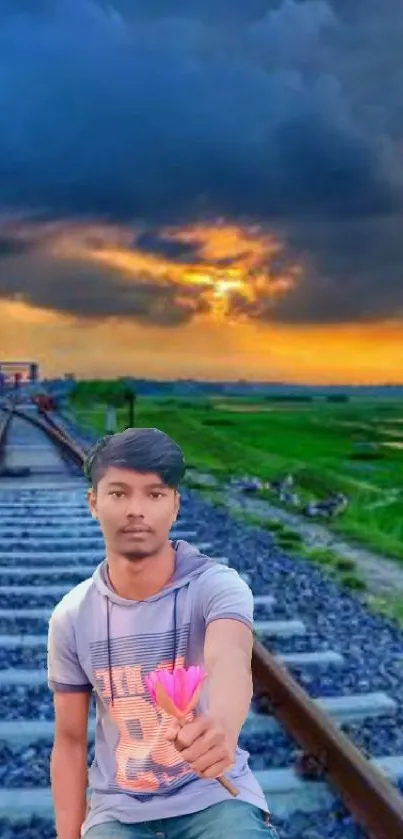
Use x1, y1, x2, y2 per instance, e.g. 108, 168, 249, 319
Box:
186, 746, 227, 776
176, 729, 222, 764
200, 759, 232, 779
173, 734, 185, 751
174, 716, 210, 749
165, 721, 181, 742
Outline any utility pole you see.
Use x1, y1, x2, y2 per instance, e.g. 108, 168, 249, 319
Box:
124, 390, 136, 429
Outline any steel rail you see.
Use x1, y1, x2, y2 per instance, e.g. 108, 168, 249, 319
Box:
253, 640, 403, 839
10, 405, 86, 467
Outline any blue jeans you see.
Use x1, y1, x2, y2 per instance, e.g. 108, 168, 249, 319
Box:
83, 801, 279, 838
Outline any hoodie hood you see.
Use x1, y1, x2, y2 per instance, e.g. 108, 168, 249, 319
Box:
92, 539, 217, 605
91, 540, 218, 706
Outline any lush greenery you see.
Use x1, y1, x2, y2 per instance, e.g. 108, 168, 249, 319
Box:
69, 379, 135, 407
68, 384, 403, 562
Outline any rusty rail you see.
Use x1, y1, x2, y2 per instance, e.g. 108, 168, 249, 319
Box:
253, 641, 403, 839
6, 407, 403, 839
11, 406, 86, 467
36, 408, 84, 451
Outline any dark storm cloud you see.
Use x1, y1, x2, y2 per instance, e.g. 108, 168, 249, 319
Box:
132, 228, 244, 267
133, 230, 204, 264
0, 0, 393, 224
272, 215, 403, 324
102, 0, 272, 26
0, 236, 35, 257
0, 0, 402, 325
0, 253, 210, 326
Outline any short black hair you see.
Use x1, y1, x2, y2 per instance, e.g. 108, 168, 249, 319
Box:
83, 427, 186, 490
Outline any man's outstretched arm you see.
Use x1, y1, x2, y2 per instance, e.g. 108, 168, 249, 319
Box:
204, 616, 253, 752
165, 567, 255, 779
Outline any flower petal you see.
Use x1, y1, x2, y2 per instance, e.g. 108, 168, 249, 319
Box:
158, 669, 175, 700
183, 676, 206, 715
188, 666, 204, 696
155, 681, 183, 718
176, 667, 190, 710
145, 666, 207, 715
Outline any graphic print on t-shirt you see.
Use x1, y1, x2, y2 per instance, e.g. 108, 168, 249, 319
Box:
90, 625, 198, 796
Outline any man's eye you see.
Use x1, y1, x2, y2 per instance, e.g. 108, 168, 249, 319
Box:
110, 491, 125, 497
150, 492, 163, 498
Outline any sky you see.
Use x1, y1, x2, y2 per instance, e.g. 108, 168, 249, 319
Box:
1, 0, 403, 384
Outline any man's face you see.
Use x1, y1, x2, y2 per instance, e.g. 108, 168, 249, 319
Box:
88, 466, 180, 560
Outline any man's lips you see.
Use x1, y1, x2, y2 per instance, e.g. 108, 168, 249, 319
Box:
121, 526, 151, 534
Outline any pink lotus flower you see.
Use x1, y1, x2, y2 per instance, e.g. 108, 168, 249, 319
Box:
145, 665, 238, 798
145, 665, 206, 720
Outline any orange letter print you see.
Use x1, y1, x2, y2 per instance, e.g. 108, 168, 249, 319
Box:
107, 658, 191, 793
110, 695, 159, 790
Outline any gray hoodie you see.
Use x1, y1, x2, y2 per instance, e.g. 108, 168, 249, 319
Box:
47, 539, 269, 834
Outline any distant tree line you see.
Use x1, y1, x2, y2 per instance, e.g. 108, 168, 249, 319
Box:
69, 380, 135, 407
263, 394, 349, 403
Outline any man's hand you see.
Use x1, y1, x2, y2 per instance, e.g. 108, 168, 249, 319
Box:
165, 715, 235, 779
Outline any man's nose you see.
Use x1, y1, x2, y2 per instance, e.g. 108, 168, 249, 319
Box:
126, 498, 146, 518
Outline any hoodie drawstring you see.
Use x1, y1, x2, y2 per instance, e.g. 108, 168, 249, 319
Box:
172, 590, 178, 672
107, 599, 114, 706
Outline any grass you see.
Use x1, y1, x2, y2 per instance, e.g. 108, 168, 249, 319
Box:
275, 533, 304, 548
338, 573, 367, 592
366, 594, 403, 625
198, 495, 402, 624
69, 392, 403, 562
334, 557, 357, 572
301, 547, 338, 566
280, 543, 368, 593
235, 516, 370, 593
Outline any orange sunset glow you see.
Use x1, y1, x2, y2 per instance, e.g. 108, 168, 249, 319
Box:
0, 217, 402, 383
46, 220, 299, 323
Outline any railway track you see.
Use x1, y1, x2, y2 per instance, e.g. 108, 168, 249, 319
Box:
0, 402, 402, 838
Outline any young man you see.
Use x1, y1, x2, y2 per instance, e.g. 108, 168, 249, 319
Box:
47, 427, 277, 838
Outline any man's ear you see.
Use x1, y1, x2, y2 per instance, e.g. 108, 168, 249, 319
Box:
87, 487, 97, 519
173, 490, 180, 522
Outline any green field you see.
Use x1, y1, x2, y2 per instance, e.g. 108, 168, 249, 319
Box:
68, 386, 403, 563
